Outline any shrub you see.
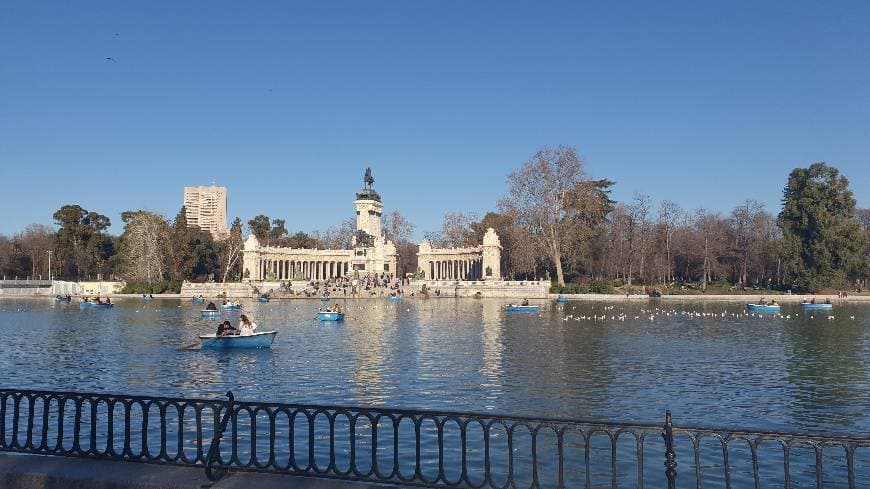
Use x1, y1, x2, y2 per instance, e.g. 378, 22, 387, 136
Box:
588, 279, 615, 294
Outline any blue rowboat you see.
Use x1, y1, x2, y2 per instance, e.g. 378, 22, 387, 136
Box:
258, 297, 270, 303
141, 295, 152, 301
220, 304, 241, 310
199, 331, 277, 349
746, 304, 780, 312
80, 301, 113, 309
386, 296, 401, 302
505, 305, 540, 313
801, 303, 833, 310
54, 296, 71, 303
201, 309, 221, 318
318, 311, 345, 321
555, 297, 567, 304
320, 297, 330, 302
191, 297, 205, 304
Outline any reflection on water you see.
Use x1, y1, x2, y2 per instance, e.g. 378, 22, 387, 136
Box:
0, 298, 868, 434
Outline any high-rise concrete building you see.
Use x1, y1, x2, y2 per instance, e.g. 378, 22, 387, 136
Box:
183, 186, 228, 238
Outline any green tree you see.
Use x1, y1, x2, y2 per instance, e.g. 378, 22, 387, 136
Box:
286, 231, 321, 249
777, 162, 865, 291
52, 204, 113, 279
247, 215, 272, 243
168, 207, 195, 280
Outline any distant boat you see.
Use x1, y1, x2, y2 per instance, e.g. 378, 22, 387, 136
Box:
505, 304, 540, 313
555, 297, 567, 304
201, 309, 221, 318
54, 296, 71, 303
387, 296, 401, 302
199, 331, 277, 349
801, 302, 833, 310
220, 304, 241, 310
258, 297, 270, 303
320, 297, 331, 302
80, 301, 113, 309
318, 311, 345, 321
191, 297, 205, 304
141, 295, 152, 301
746, 303, 780, 312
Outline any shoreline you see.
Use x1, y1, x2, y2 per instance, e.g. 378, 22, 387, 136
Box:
2, 292, 869, 302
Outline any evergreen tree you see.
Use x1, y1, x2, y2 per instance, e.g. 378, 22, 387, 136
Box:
777, 162, 865, 291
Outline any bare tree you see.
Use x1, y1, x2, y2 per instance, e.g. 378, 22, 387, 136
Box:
382, 210, 416, 244
439, 212, 478, 248
317, 218, 356, 249
220, 218, 244, 282
626, 193, 652, 284
15, 224, 54, 279
657, 200, 683, 283
501, 145, 612, 286
119, 211, 170, 282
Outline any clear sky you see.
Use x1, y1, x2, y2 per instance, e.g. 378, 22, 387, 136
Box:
1, 1, 868, 238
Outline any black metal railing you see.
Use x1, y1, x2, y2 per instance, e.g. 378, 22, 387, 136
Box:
1, 388, 868, 488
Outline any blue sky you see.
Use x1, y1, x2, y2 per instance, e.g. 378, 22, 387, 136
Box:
1, 1, 868, 238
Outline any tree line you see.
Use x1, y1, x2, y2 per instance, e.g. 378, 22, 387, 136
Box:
422, 148, 868, 293
0, 147, 866, 293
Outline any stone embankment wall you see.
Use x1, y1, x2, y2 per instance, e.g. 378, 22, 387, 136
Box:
416, 280, 550, 298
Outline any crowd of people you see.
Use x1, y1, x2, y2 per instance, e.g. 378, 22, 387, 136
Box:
292, 272, 412, 298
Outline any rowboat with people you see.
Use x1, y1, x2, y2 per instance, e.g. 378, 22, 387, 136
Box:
198, 331, 277, 349
258, 296, 270, 303
506, 303, 540, 313
80, 300, 113, 309
191, 297, 205, 304
801, 301, 833, 310
318, 310, 345, 321
387, 296, 401, 302
220, 302, 241, 310
746, 301, 780, 312
555, 296, 567, 304
54, 295, 72, 303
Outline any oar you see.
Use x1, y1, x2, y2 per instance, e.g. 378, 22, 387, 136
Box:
179, 339, 201, 350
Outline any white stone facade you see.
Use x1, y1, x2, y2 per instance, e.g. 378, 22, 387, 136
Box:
242, 176, 398, 281
416, 228, 502, 280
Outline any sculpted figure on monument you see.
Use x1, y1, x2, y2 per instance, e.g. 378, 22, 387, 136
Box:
364, 167, 375, 188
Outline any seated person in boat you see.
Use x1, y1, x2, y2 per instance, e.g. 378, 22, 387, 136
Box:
771, 300, 779, 306
758, 297, 767, 305
239, 315, 258, 336
825, 298, 831, 304
521, 298, 530, 306
205, 301, 218, 311
217, 321, 238, 336
333, 303, 342, 313
105, 297, 111, 304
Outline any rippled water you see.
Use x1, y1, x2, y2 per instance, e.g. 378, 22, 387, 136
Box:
2, 297, 867, 434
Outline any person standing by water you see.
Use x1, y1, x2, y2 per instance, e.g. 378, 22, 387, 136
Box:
239, 314, 258, 336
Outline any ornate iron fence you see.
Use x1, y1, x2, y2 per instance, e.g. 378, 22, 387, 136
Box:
1, 388, 868, 488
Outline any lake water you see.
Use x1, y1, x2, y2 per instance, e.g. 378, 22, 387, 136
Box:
1, 297, 868, 486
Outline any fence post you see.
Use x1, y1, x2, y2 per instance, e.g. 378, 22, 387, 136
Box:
662, 410, 677, 489
205, 391, 235, 482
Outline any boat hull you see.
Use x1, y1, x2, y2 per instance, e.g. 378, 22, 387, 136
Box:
801, 303, 833, 310
746, 304, 780, 312
505, 305, 540, 313
555, 298, 567, 304
258, 297, 270, 303
387, 297, 401, 302
318, 312, 345, 321
201, 310, 221, 318
199, 331, 277, 349
80, 302, 113, 309
191, 298, 205, 304
220, 305, 241, 310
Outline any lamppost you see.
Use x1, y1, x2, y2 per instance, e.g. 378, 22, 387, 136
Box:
46, 250, 53, 282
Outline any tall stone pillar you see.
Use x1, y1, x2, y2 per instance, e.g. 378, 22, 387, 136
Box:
482, 228, 502, 280
242, 234, 261, 282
